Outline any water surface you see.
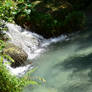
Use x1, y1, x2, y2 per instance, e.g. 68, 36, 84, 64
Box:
23, 25, 92, 92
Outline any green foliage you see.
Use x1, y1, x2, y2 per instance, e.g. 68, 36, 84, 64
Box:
0, 0, 17, 22
0, 40, 39, 92
0, 0, 86, 38
14, 1, 32, 24
15, 0, 86, 38
0, 1, 45, 91
0, 60, 38, 92
0, 59, 38, 92
0, 40, 5, 52
0, 43, 39, 91
0, 62, 20, 92
16, 2, 32, 15
0, 0, 32, 22
0, 40, 14, 63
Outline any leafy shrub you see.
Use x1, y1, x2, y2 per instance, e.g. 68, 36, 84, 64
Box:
0, 0, 32, 22
0, 60, 38, 92
0, 1, 43, 91
0, 0, 17, 22
14, 1, 32, 26
0, 40, 5, 53
0, 0, 86, 38
15, 0, 86, 38
0, 40, 38, 92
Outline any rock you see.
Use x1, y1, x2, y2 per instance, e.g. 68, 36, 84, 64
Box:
3, 43, 28, 67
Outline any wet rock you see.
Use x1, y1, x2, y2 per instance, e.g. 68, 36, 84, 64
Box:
3, 43, 28, 68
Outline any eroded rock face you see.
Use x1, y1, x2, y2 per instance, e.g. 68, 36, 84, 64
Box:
3, 43, 28, 67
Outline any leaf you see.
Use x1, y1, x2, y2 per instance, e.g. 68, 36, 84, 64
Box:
4, 62, 11, 65
25, 80, 38, 85
0, 56, 3, 64
24, 9, 31, 15
3, 54, 14, 63
12, 12, 17, 15
26, 4, 32, 7
24, 67, 38, 77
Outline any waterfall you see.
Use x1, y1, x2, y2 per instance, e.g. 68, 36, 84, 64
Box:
6, 23, 44, 60
5, 23, 67, 76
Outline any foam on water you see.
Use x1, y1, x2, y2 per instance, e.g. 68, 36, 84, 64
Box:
6, 64, 33, 77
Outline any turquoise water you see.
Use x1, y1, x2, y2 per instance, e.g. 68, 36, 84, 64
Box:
23, 26, 92, 92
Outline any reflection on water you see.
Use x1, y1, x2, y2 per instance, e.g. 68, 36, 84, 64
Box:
23, 28, 92, 92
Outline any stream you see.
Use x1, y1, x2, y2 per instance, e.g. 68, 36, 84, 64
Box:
23, 28, 92, 92
23, 13, 92, 92
5, 12, 92, 92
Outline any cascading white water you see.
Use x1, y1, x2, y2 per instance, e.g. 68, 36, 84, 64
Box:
6, 23, 45, 60
5, 23, 67, 76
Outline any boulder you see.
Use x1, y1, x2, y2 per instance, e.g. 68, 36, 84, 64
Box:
3, 43, 28, 67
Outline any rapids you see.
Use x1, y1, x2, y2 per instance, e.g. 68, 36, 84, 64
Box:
5, 12, 92, 92
23, 28, 92, 92
5, 23, 67, 76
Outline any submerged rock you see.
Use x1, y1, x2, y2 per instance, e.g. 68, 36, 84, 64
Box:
3, 43, 28, 68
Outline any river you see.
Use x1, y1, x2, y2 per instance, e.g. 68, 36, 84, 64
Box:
23, 22, 92, 92
5, 12, 92, 92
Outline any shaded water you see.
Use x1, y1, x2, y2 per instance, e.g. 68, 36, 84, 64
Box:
23, 27, 92, 92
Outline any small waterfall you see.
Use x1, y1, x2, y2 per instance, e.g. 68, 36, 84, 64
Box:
5, 23, 67, 76
6, 23, 44, 60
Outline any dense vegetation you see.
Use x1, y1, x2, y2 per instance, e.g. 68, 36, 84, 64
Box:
0, 59, 38, 92
15, 0, 86, 38
0, 0, 88, 38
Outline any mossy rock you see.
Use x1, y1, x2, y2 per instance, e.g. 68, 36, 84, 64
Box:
3, 43, 28, 67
